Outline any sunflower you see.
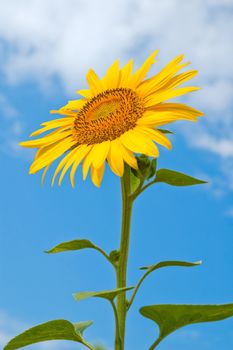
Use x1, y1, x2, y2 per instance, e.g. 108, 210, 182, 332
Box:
20, 51, 203, 187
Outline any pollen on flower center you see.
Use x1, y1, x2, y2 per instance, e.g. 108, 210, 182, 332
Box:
73, 88, 144, 144
87, 99, 120, 121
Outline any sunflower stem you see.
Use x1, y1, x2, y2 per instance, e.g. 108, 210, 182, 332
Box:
115, 165, 133, 350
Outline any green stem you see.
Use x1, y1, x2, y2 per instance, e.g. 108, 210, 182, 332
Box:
115, 165, 133, 350
110, 300, 121, 349
130, 178, 157, 201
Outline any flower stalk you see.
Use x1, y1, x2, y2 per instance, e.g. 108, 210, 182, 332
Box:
115, 165, 134, 350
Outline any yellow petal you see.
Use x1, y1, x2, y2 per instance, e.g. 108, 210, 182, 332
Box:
32, 127, 69, 144
92, 141, 110, 169
86, 68, 104, 95
20, 130, 72, 148
120, 59, 133, 87
135, 126, 172, 150
57, 149, 80, 185
107, 139, 124, 176
148, 102, 203, 117
41, 163, 51, 185
137, 112, 197, 127
158, 70, 198, 91
91, 163, 105, 187
30, 122, 71, 137
35, 144, 54, 160
58, 145, 91, 186
145, 86, 200, 107
128, 50, 158, 89
70, 145, 93, 187
52, 147, 78, 186
119, 143, 138, 170
76, 89, 93, 98
120, 129, 159, 157
82, 145, 96, 180
30, 138, 75, 173
63, 99, 87, 111
41, 117, 74, 127
138, 55, 190, 96
102, 60, 120, 89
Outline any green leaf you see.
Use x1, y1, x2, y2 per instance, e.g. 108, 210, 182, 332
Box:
136, 155, 152, 180
131, 155, 157, 185
155, 169, 207, 186
45, 239, 97, 254
4, 319, 93, 350
147, 159, 157, 179
140, 304, 233, 349
45, 239, 112, 265
140, 260, 202, 271
74, 286, 134, 302
130, 170, 141, 193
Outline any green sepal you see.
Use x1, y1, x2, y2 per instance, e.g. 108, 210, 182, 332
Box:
147, 158, 157, 179
155, 169, 207, 186
135, 155, 152, 180
130, 169, 141, 193
157, 129, 174, 134
140, 304, 233, 349
140, 260, 202, 271
4, 319, 93, 350
131, 155, 157, 184
74, 286, 134, 302
137, 155, 151, 174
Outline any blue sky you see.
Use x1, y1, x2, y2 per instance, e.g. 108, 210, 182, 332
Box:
0, 0, 233, 349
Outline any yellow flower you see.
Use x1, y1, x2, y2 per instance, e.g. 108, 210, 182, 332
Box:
20, 51, 203, 187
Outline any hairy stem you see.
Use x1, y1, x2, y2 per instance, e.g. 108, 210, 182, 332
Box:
115, 165, 133, 350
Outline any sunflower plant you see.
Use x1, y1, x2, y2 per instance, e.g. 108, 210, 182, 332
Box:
4, 52, 233, 350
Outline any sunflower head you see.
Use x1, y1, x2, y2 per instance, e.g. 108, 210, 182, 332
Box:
20, 51, 203, 187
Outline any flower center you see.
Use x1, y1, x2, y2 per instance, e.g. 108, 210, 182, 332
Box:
73, 88, 144, 144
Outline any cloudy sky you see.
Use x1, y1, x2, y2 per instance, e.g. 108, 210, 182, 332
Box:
1, 0, 233, 349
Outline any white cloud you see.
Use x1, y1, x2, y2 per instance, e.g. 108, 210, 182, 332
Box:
0, 95, 18, 119
0, 0, 232, 92
0, 94, 32, 159
0, 311, 26, 348
191, 81, 233, 114
0, 0, 233, 189
187, 131, 233, 158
